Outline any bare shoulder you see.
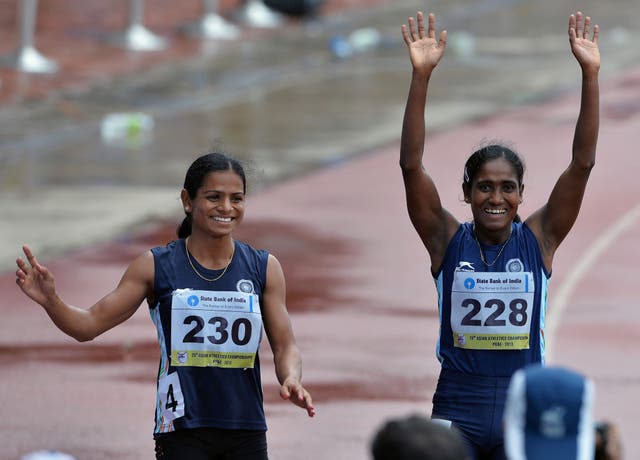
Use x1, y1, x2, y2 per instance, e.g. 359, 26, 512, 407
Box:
265, 253, 285, 286
267, 253, 281, 267
129, 250, 155, 276
119, 250, 155, 296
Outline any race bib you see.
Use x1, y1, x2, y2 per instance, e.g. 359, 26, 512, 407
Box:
170, 289, 262, 368
450, 272, 534, 350
158, 372, 184, 422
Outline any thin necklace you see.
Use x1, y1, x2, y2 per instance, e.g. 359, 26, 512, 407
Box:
472, 223, 512, 267
185, 238, 234, 282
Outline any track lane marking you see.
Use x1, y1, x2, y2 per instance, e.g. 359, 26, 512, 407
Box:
547, 201, 640, 362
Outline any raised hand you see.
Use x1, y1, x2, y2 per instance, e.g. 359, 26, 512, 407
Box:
401, 12, 447, 77
15, 245, 57, 308
569, 12, 600, 72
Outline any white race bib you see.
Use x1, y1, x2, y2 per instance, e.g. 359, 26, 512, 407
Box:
158, 372, 184, 422
450, 272, 534, 350
170, 289, 262, 368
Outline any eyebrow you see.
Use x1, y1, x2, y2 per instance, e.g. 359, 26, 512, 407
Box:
476, 179, 518, 184
202, 189, 244, 194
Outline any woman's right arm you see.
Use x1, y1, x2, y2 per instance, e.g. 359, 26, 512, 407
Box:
16, 245, 154, 342
400, 12, 459, 269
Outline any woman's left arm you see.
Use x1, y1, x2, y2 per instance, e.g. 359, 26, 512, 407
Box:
527, 12, 600, 267
262, 254, 315, 417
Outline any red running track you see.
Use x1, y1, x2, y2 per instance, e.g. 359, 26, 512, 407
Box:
2, 68, 640, 459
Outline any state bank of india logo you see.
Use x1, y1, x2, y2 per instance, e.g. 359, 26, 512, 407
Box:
237, 279, 255, 293
505, 258, 524, 272
187, 295, 200, 307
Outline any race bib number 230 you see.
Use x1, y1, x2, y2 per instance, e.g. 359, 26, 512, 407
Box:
170, 289, 262, 368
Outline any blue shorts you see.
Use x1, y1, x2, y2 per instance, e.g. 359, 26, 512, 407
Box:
432, 369, 510, 460
154, 427, 268, 460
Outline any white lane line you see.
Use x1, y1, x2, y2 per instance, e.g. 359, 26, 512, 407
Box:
547, 201, 640, 363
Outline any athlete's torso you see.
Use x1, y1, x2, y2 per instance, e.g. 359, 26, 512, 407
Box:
433, 222, 551, 377
149, 239, 269, 433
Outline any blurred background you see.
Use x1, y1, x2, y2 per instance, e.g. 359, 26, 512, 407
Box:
2, 0, 638, 268
1, 0, 639, 459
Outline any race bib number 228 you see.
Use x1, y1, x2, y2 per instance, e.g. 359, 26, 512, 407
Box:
450, 272, 534, 350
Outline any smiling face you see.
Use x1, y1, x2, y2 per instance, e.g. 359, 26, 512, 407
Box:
181, 169, 245, 239
465, 157, 523, 242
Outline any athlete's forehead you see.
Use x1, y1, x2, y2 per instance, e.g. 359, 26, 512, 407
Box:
474, 158, 520, 183
199, 170, 245, 192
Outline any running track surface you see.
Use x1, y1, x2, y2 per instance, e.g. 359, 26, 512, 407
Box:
2, 68, 639, 459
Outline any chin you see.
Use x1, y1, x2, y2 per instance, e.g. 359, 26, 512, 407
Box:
478, 217, 511, 231
209, 227, 235, 238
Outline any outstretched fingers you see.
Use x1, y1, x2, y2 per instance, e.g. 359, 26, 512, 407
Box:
402, 16, 416, 44
568, 12, 600, 74
401, 22, 411, 45
583, 15, 591, 39
591, 23, 599, 44
427, 12, 435, 39
23, 245, 45, 275
15, 259, 27, 286
568, 13, 575, 39
425, 12, 446, 50
22, 245, 38, 268
402, 11, 428, 45
418, 11, 427, 39
16, 245, 50, 286
575, 11, 584, 37
569, 11, 598, 43
280, 381, 316, 417
16, 247, 33, 281
402, 11, 446, 51
438, 29, 447, 49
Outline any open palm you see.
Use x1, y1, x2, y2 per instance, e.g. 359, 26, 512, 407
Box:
402, 12, 447, 76
569, 12, 600, 70
16, 245, 57, 307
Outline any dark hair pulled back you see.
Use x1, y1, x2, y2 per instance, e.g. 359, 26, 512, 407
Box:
177, 151, 246, 238
462, 143, 525, 223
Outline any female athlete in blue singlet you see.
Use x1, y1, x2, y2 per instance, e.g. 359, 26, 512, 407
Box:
399, 10, 600, 460
15, 152, 315, 459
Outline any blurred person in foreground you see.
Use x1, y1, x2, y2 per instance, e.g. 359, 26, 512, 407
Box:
595, 420, 623, 460
504, 365, 622, 460
594, 421, 622, 460
371, 414, 469, 460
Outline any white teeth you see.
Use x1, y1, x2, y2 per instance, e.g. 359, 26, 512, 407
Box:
213, 216, 232, 222
485, 209, 506, 214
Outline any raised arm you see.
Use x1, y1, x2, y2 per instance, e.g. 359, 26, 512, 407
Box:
400, 12, 459, 270
526, 12, 600, 268
15, 245, 153, 342
261, 254, 315, 417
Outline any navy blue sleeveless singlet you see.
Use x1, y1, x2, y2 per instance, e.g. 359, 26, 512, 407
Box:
149, 239, 269, 434
430, 222, 550, 458
433, 222, 550, 376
